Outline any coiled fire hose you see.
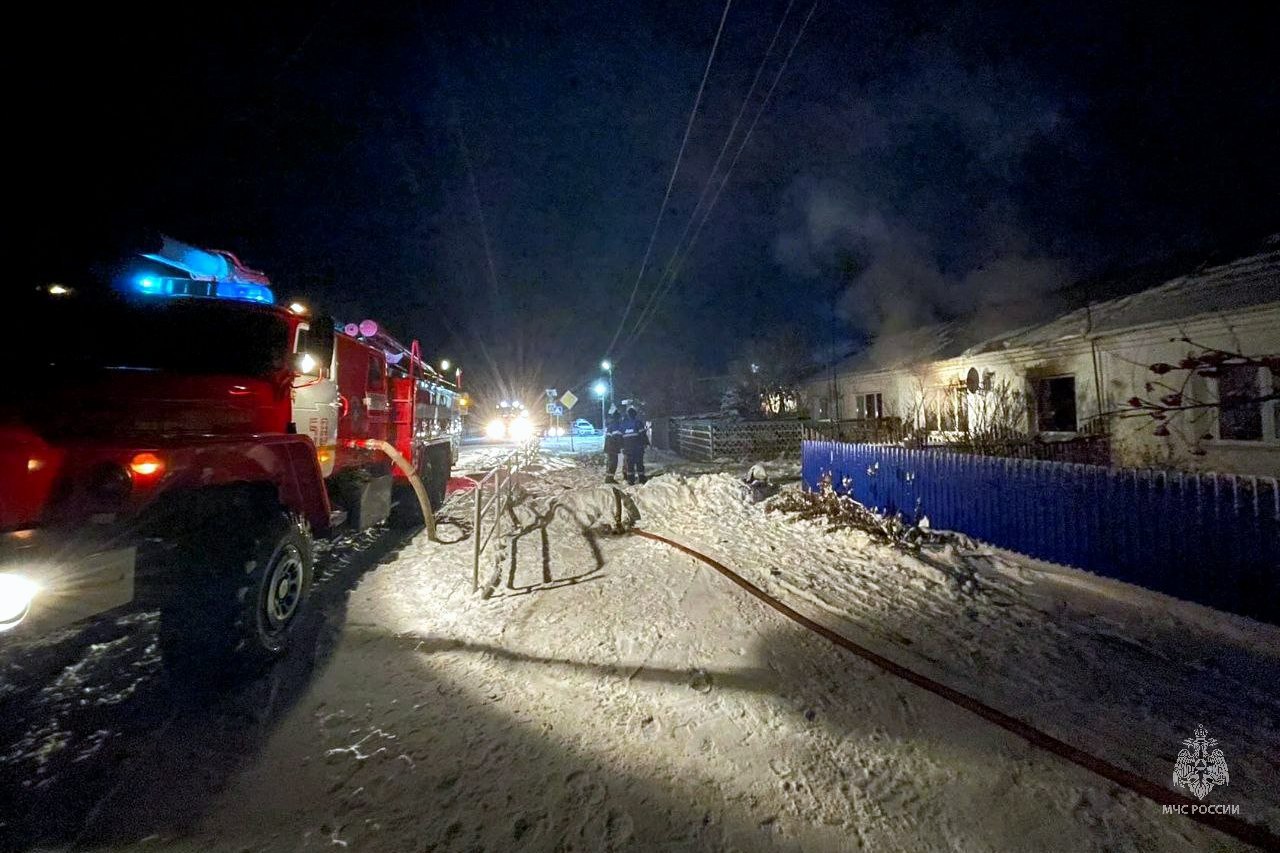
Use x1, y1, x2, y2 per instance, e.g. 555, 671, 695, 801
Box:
631, 529, 1278, 851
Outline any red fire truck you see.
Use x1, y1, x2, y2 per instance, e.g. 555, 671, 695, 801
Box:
1, 237, 460, 665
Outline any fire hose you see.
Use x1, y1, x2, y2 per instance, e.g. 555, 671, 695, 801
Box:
349, 439, 438, 541
631, 529, 1278, 851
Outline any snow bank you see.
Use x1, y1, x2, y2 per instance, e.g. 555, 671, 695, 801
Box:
622, 469, 1280, 837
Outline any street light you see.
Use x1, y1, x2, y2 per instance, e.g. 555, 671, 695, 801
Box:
594, 380, 609, 429
601, 360, 614, 414
441, 359, 451, 371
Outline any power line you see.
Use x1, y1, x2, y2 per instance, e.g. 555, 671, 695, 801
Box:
621, 0, 820, 356
604, 0, 736, 357
625, 0, 797, 345
624, 0, 819, 354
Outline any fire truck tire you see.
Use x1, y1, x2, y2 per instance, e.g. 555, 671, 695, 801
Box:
160, 509, 314, 674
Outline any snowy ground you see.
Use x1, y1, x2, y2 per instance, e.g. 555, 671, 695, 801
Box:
2, 445, 1277, 851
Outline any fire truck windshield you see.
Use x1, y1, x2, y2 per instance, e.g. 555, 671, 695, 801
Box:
23, 296, 291, 377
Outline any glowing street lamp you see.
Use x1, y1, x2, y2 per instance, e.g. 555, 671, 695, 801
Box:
594, 380, 609, 429
600, 360, 614, 413
440, 359, 451, 371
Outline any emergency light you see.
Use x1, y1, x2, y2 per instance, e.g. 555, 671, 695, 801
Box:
136, 236, 275, 304
132, 274, 273, 303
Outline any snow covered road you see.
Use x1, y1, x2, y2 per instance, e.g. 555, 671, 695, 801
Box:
3, 448, 1277, 851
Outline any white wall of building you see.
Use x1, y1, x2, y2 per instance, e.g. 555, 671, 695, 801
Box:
805, 304, 1280, 476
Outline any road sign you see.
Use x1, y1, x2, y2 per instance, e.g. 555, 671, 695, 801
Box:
559, 390, 578, 409
545, 388, 558, 399
547, 403, 565, 416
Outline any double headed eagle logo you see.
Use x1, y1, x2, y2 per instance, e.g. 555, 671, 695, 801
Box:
1173, 724, 1229, 801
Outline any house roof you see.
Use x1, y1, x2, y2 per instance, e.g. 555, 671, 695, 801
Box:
818, 236, 1280, 381
825, 321, 970, 376
969, 240, 1280, 354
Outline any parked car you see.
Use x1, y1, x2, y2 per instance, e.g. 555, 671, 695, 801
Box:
572, 418, 596, 435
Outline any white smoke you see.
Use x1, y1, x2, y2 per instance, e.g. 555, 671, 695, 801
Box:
771, 47, 1071, 342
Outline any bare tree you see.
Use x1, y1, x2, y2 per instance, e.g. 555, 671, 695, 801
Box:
725, 327, 815, 418
965, 379, 1031, 447
1121, 338, 1278, 453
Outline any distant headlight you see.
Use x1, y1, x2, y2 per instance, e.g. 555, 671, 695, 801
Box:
510, 418, 534, 441
485, 419, 507, 439
0, 573, 38, 630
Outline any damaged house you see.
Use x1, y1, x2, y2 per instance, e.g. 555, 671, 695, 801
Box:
804, 239, 1280, 476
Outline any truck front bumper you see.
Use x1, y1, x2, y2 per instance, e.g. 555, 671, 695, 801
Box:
0, 529, 135, 639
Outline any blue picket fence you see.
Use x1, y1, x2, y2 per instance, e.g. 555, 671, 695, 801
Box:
801, 441, 1280, 624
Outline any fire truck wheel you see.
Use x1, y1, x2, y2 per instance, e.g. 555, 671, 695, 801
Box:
236, 514, 314, 657
161, 510, 314, 674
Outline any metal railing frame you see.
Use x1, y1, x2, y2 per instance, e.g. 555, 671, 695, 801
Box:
468, 442, 538, 591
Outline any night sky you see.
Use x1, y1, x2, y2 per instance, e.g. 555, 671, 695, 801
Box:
13, 0, 1278, 402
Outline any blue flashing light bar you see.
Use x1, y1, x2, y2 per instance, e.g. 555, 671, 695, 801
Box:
133, 274, 274, 304
215, 281, 274, 303
136, 237, 275, 304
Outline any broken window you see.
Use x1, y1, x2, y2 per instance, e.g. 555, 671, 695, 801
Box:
1034, 376, 1077, 433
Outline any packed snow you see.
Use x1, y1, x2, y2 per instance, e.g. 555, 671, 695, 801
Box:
2, 444, 1276, 851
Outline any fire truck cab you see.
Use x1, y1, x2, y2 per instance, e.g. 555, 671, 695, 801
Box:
1, 238, 459, 666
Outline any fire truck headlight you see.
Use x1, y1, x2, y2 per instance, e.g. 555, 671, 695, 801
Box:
510, 417, 534, 442
0, 573, 38, 630
485, 419, 507, 440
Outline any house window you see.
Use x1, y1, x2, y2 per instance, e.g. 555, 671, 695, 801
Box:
920, 387, 967, 433
852, 393, 883, 419
1215, 365, 1273, 441
922, 399, 939, 431
813, 393, 839, 419
941, 386, 968, 432
1034, 376, 1077, 433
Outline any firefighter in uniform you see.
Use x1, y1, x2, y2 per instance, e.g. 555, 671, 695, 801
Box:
621, 405, 649, 485
604, 405, 624, 483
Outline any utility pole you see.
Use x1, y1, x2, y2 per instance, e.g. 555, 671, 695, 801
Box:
602, 359, 614, 413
